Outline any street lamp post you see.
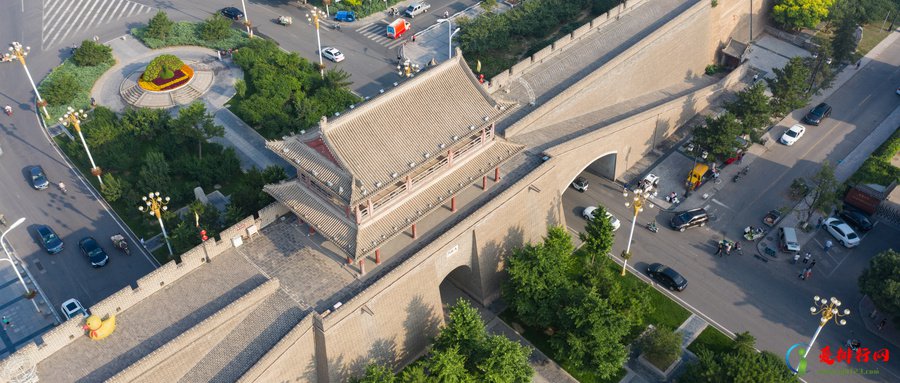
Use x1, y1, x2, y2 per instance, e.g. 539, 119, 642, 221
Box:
397, 61, 421, 78
621, 183, 655, 276
4, 42, 50, 119
0, 217, 40, 312
239, 0, 253, 38
803, 295, 850, 359
59, 107, 103, 185
307, 8, 327, 79
436, 19, 461, 61
139, 192, 173, 257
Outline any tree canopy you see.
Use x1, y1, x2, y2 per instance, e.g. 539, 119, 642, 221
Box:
725, 82, 772, 141
772, 0, 836, 30
767, 57, 812, 115
145, 10, 174, 40
681, 333, 798, 383
792, 161, 841, 224
859, 250, 900, 324
72, 40, 113, 67
691, 113, 743, 162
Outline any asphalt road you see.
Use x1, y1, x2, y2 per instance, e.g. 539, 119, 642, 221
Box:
0, 1, 157, 319
564, 37, 900, 382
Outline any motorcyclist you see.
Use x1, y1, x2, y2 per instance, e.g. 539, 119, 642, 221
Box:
58, 182, 67, 193
4, 105, 11, 115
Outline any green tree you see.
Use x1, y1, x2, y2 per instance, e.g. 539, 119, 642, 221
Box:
434, 299, 487, 356
425, 347, 474, 383
579, 205, 616, 265
794, 161, 841, 224
831, 12, 860, 64
353, 363, 396, 383
859, 250, 900, 323
725, 82, 772, 141
772, 0, 836, 30
100, 173, 126, 202
172, 101, 224, 159
398, 364, 429, 383
42, 72, 80, 105
554, 285, 630, 379
169, 220, 201, 254
121, 107, 169, 140
503, 226, 575, 329
481, 0, 498, 11
681, 348, 798, 383
146, 11, 174, 40
638, 327, 682, 370
476, 335, 533, 383
767, 57, 812, 115
72, 40, 113, 67
324, 68, 354, 89
732, 331, 757, 354
137, 150, 172, 193
201, 13, 232, 41
692, 113, 743, 162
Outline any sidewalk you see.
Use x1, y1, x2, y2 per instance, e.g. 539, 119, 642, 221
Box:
403, 2, 509, 67
0, 249, 58, 358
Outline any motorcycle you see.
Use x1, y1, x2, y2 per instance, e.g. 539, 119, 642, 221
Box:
111, 234, 130, 255
733, 165, 750, 182
4, 106, 12, 116
646, 222, 658, 233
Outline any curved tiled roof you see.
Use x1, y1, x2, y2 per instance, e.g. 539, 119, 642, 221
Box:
318, 53, 506, 203
267, 137, 353, 201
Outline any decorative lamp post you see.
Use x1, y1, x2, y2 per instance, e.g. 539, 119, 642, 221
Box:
59, 107, 103, 185
803, 295, 850, 359
139, 192, 173, 257
436, 19, 461, 61
239, 0, 253, 38
621, 182, 655, 276
397, 61, 420, 78
4, 42, 50, 119
0, 217, 40, 312
306, 8, 327, 79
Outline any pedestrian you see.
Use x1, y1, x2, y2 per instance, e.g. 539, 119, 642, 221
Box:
805, 269, 812, 280
716, 242, 723, 256
809, 259, 816, 269
817, 217, 824, 229
824, 240, 833, 252
803, 252, 811, 264
737, 152, 744, 164
792, 253, 800, 264
734, 242, 742, 255
1, 316, 11, 328
856, 60, 861, 69
878, 318, 887, 330
444, 10, 449, 18
412, 34, 416, 42
724, 242, 733, 255
139, 237, 145, 247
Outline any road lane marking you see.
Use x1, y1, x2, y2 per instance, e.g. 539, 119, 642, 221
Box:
710, 198, 731, 209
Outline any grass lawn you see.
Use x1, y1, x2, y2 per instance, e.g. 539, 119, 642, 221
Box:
686, 326, 735, 355
615, 263, 691, 333
857, 23, 892, 56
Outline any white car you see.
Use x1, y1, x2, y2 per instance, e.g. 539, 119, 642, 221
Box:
582, 206, 621, 231
321, 47, 345, 62
571, 177, 589, 192
60, 298, 88, 320
824, 218, 860, 248
780, 124, 805, 146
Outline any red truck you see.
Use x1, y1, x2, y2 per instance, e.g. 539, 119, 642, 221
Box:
387, 19, 410, 39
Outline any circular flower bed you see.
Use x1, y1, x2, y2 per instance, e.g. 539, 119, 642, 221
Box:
138, 54, 194, 92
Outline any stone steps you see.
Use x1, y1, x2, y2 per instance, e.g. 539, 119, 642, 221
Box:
172, 86, 203, 105
121, 84, 145, 104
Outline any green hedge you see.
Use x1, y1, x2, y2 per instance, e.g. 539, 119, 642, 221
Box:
131, 21, 247, 50
38, 59, 114, 120
848, 127, 900, 186
686, 326, 734, 355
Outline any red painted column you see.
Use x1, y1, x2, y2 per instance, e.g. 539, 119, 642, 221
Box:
482, 176, 487, 190
494, 167, 501, 182
451, 196, 456, 212
309, 225, 315, 236
411, 223, 417, 239
347, 256, 353, 264
359, 259, 366, 275
375, 248, 381, 264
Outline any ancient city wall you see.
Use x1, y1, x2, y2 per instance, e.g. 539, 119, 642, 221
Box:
6, 203, 292, 366
487, 0, 648, 92
237, 315, 318, 383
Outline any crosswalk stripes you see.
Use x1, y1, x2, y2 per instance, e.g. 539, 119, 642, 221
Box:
353, 21, 408, 50
42, 0, 153, 50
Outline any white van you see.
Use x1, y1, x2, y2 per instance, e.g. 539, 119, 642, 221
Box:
779, 227, 800, 253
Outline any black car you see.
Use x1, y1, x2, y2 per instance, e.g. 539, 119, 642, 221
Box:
29, 166, 49, 190
78, 237, 109, 268
802, 103, 832, 125
839, 209, 873, 232
35, 225, 64, 254
221, 7, 244, 21
647, 263, 688, 291
670, 208, 709, 232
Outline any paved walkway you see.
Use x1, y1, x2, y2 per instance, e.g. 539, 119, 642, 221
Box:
0, 247, 58, 359
92, 37, 293, 174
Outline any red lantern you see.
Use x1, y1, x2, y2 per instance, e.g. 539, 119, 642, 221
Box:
200, 230, 208, 241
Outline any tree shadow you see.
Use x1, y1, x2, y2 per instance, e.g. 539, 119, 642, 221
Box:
402, 295, 440, 365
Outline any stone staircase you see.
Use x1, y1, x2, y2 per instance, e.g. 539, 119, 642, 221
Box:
172, 86, 204, 105
120, 84, 145, 105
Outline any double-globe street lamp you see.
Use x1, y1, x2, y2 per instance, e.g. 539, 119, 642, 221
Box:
138, 192, 173, 257
239, 0, 253, 38
4, 42, 50, 119
59, 107, 103, 185
307, 8, 327, 79
621, 182, 655, 276
436, 19, 461, 61
803, 295, 850, 359
0, 217, 41, 312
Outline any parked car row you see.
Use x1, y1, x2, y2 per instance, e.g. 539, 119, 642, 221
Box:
779, 103, 832, 146
33, 224, 110, 268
